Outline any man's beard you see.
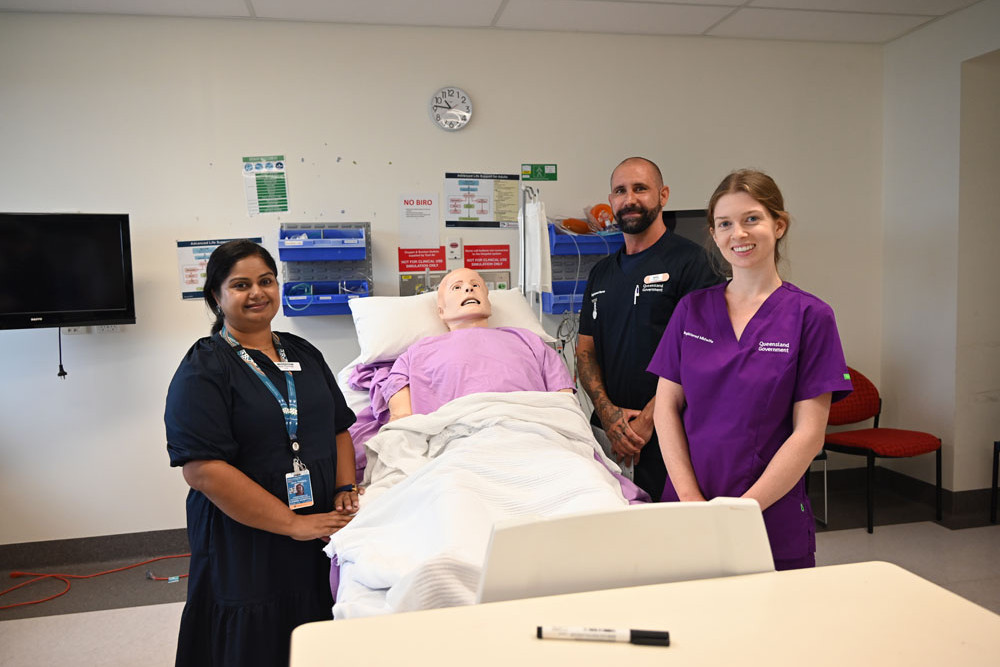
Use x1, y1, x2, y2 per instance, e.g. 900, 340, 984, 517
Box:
615, 204, 659, 235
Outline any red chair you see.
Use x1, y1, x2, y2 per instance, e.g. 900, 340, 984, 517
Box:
823, 367, 942, 533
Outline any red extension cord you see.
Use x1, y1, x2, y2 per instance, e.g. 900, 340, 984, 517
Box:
0, 553, 190, 610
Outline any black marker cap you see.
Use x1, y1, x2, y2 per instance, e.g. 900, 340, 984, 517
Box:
630, 629, 670, 646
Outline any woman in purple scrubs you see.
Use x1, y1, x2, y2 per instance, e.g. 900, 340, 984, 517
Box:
647, 170, 852, 570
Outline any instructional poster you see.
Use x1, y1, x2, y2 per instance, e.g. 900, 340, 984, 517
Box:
443, 172, 519, 229
177, 237, 263, 300
243, 155, 288, 216
398, 194, 440, 249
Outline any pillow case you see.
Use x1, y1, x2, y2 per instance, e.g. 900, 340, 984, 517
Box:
349, 289, 555, 364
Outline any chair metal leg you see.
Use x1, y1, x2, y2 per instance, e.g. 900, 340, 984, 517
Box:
821, 457, 828, 527
991, 441, 999, 524
935, 447, 942, 522
808, 453, 828, 527
866, 453, 875, 534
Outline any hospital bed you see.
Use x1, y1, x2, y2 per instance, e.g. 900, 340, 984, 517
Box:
324, 288, 658, 618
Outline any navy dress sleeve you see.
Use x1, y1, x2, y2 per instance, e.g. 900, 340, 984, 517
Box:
165, 338, 241, 466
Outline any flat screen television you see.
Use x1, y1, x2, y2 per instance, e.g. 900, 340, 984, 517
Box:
663, 209, 710, 247
0, 212, 136, 330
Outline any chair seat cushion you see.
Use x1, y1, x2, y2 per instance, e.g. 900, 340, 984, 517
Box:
825, 428, 941, 458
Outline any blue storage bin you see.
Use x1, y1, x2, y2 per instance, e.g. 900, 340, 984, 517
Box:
278, 228, 367, 261
282, 280, 369, 317
548, 224, 623, 256
541, 280, 586, 314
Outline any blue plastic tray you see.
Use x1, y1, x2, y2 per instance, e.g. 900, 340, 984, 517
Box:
548, 223, 623, 256
278, 228, 367, 262
541, 280, 586, 314
282, 280, 369, 317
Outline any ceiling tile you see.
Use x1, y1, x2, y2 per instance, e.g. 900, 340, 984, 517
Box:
603, 0, 744, 5
250, 0, 504, 27
0, 0, 250, 18
709, 7, 931, 42
496, 0, 734, 35
747, 0, 981, 16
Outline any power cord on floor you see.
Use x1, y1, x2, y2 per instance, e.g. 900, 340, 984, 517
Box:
0, 553, 191, 610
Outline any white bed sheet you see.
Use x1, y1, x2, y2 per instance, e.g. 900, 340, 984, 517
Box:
335, 355, 369, 416
324, 390, 629, 619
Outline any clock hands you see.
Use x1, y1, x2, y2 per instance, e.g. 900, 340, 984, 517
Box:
430, 87, 471, 130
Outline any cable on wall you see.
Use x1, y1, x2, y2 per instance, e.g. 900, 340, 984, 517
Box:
56, 327, 68, 379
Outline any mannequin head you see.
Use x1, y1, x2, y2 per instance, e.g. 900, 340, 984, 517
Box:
437, 268, 492, 331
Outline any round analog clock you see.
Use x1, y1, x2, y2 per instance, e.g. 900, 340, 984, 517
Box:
429, 86, 472, 131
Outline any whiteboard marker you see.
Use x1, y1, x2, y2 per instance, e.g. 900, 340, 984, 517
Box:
536, 626, 670, 646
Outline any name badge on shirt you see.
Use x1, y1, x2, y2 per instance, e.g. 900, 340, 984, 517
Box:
275, 361, 301, 372
286, 470, 314, 509
644, 272, 670, 284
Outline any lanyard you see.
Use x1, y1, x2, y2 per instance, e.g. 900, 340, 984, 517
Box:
219, 327, 301, 458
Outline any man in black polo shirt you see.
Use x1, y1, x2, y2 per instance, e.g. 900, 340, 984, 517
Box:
576, 157, 721, 501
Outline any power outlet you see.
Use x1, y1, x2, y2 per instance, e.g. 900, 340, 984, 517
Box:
63, 326, 90, 335
94, 325, 121, 333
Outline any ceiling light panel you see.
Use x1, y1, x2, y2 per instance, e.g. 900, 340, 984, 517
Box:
709, 7, 931, 42
747, 0, 980, 16
0, 0, 250, 17
250, 0, 505, 27
496, 0, 734, 35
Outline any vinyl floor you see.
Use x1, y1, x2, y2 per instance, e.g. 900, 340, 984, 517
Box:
3, 485, 998, 667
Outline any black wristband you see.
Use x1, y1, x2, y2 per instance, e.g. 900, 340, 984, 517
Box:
334, 483, 357, 494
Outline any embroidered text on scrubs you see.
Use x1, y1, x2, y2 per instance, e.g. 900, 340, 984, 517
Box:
683, 331, 714, 344
757, 341, 791, 353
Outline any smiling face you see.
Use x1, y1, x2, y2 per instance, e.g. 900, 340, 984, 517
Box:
608, 158, 670, 235
214, 255, 280, 334
710, 191, 787, 271
437, 268, 491, 330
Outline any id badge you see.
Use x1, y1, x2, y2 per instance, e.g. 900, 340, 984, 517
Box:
285, 470, 314, 509
275, 361, 301, 372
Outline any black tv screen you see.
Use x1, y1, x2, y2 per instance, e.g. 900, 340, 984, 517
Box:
0, 213, 136, 330
663, 209, 711, 247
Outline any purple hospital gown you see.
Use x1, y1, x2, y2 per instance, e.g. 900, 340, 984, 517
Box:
382, 327, 575, 415
647, 282, 852, 565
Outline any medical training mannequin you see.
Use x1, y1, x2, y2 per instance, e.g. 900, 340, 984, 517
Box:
647, 170, 852, 570
576, 157, 722, 501
385, 268, 574, 421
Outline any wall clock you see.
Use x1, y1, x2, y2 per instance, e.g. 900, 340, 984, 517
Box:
430, 86, 472, 131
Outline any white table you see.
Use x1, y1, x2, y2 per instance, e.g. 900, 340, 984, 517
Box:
290, 561, 1000, 666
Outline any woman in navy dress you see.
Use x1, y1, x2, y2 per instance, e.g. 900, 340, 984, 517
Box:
165, 240, 359, 666
648, 171, 852, 570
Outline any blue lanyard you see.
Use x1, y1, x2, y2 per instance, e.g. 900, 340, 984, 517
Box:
219, 327, 300, 453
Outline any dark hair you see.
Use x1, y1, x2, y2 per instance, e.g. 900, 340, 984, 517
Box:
610, 156, 664, 189
203, 240, 278, 334
705, 169, 790, 275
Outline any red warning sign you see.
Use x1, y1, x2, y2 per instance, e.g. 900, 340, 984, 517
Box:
398, 247, 447, 272
463, 245, 510, 270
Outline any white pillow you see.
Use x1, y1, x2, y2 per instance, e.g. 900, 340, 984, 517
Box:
349, 289, 555, 364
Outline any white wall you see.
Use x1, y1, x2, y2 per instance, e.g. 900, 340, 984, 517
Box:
881, 0, 1000, 491
0, 13, 883, 544
956, 49, 1000, 490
